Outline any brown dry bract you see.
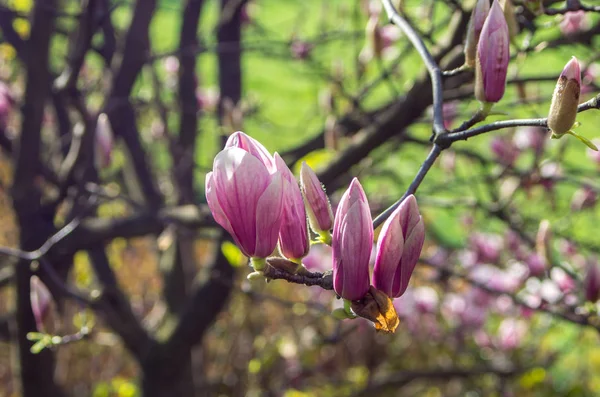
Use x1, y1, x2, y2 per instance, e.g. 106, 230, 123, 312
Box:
351, 286, 399, 333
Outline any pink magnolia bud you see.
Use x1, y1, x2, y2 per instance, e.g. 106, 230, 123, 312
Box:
225, 131, 275, 171
300, 162, 334, 235
95, 113, 114, 169
30, 276, 52, 332
275, 155, 309, 261
548, 57, 581, 136
584, 258, 600, 302
372, 195, 425, 298
206, 137, 284, 260
332, 178, 373, 301
474, 0, 510, 103
464, 0, 491, 68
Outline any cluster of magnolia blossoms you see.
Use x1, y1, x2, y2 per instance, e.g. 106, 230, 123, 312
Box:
464, 0, 596, 149
206, 132, 425, 309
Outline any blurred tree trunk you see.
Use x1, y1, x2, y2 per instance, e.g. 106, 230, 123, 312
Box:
217, 0, 246, 139
12, 1, 65, 396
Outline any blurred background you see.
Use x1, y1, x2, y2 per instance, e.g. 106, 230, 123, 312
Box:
1, 0, 600, 396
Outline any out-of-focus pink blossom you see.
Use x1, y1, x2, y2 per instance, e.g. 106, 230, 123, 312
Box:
380, 25, 402, 50
551, 267, 576, 294
474, 330, 492, 348
469, 233, 503, 264
0, 81, 14, 129
496, 318, 527, 350
560, 11, 590, 36
490, 136, 520, 166
470, 264, 521, 293
513, 126, 546, 154
196, 87, 219, 112
571, 186, 597, 211
413, 286, 439, 314
504, 230, 527, 261
359, 17, 401, 64
540, 280, 563, 303
559, 239, 578, 258
362, 0, 382, 17
495, 295, 513, 314
302, 244, 332, 272
582, 64, 599, 95
526, 253, 547, 277
290, 40, 313, 60
163, 56, 180, 75
443, 102, 458, 129
442, 291, 488, 329
584, 258, 600, 302
240, 3, 252, 25
539, 161, 563, 191
30, 276, 53, 333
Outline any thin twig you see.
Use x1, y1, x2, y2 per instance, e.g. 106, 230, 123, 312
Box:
380, 0, 446, 136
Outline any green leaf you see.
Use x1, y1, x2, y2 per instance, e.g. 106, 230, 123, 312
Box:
221, 241, 247, 267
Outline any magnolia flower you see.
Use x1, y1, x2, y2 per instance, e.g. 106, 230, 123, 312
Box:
206, 132, 284, 265
474, 0, 510, 103
332, 178, 373, 301
372, 195, 425, 298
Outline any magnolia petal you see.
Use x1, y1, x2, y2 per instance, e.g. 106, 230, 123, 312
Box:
225, 131, 275, 171
337, 201, 372, 301
373, 206, 404, 297
205, 172, 236, 240
254, 172, 284, 258
397, 217, 425, 297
